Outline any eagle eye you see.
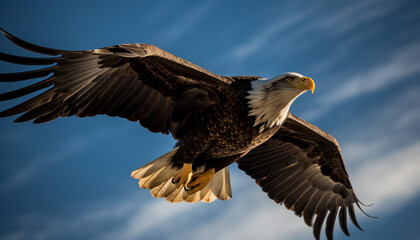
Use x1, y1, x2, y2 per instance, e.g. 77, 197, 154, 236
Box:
284, 77, 293, 82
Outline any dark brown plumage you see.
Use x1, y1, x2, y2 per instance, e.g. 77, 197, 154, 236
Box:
0, 28, 367, 240
238, 113, 365, 239
0, 29, 236, 136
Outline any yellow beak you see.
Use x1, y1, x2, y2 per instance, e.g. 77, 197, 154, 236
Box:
295, 77, 315, 94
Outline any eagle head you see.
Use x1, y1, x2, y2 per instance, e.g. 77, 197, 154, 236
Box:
246, 72, 315, 131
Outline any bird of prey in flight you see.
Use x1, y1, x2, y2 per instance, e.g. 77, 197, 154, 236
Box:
0, 28, 368, 240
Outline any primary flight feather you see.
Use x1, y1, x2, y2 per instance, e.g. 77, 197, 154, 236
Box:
0, 28, 365, 240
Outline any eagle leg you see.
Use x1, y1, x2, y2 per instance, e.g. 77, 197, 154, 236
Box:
171, 163, 192, 188
185, 168, 216, 194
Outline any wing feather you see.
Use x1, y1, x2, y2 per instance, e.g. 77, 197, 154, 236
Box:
0, 28, 64, 55
0, 52, 59, 65
313, 207, 327, 240
0, 76, 55, 100
338, 206, 350, 236
238, 112, 365, 240
0, 29, 235, 138
0, 66, 58, 82
326, 207, 338, 240
293, 187, 316, 217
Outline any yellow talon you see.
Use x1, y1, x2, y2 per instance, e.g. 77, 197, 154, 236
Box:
186, 168, 215, 194
172, 163, 192, 189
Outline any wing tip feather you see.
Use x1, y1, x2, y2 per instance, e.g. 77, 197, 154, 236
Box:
0, 28, 62, 55
348, 205, 363, 231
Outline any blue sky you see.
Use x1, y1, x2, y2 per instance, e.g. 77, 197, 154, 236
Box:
1, 0, 420, 239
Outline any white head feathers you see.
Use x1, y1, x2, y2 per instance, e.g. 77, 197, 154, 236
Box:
246, 72, 306, 132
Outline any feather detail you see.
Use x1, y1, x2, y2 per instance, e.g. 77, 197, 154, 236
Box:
246, 75, 303, 132
131, 147, 232, 203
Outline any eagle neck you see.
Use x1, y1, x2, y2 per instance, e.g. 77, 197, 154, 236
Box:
246, 79, 302, 132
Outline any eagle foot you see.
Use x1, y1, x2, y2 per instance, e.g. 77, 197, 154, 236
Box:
172, 163, 192, 188
185, 168, 215, 194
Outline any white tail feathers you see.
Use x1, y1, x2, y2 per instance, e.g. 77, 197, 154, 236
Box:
131, 147, 232, 203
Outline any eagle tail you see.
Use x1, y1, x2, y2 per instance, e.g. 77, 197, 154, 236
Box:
131, 147, 232, 203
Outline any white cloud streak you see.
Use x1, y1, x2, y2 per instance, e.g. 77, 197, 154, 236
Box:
1, 124, 130, 192
97, 200, 193, 240
303, 40, 420, 121
208, 0, 406, 78
209, 3, 321, 66
1, 136, 88, 191
160, 1, 217, 43
352, 141, 420, 215
228, 8, 314, 60
321, 42, 420, 104
341, 84, 420, 152
216, 0, 393, 62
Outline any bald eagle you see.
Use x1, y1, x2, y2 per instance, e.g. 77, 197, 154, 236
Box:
0, 29, 367, 240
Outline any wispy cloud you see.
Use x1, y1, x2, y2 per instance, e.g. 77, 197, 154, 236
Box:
338, 108, 420, 205
182, 185, 307, 240
160, 1, 218, 43
209, 0, 403, 74
352, 141, 420, 214
0, 194, 140, 240
332, 81, 420, 165
303, 40, 420, 121
228, 7, 315, 60
0, 136, 87, 191
321, 42, 420, 104
271, 0, 402, 53
0, 124, 130, 192
96, 200, 193, 240
143, 0, 179, 24
315, 0, 396, 35
208, 3, 321, 67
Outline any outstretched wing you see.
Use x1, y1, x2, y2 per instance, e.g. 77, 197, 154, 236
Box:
237, 112, 364, 240
0, 29, 232, 138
